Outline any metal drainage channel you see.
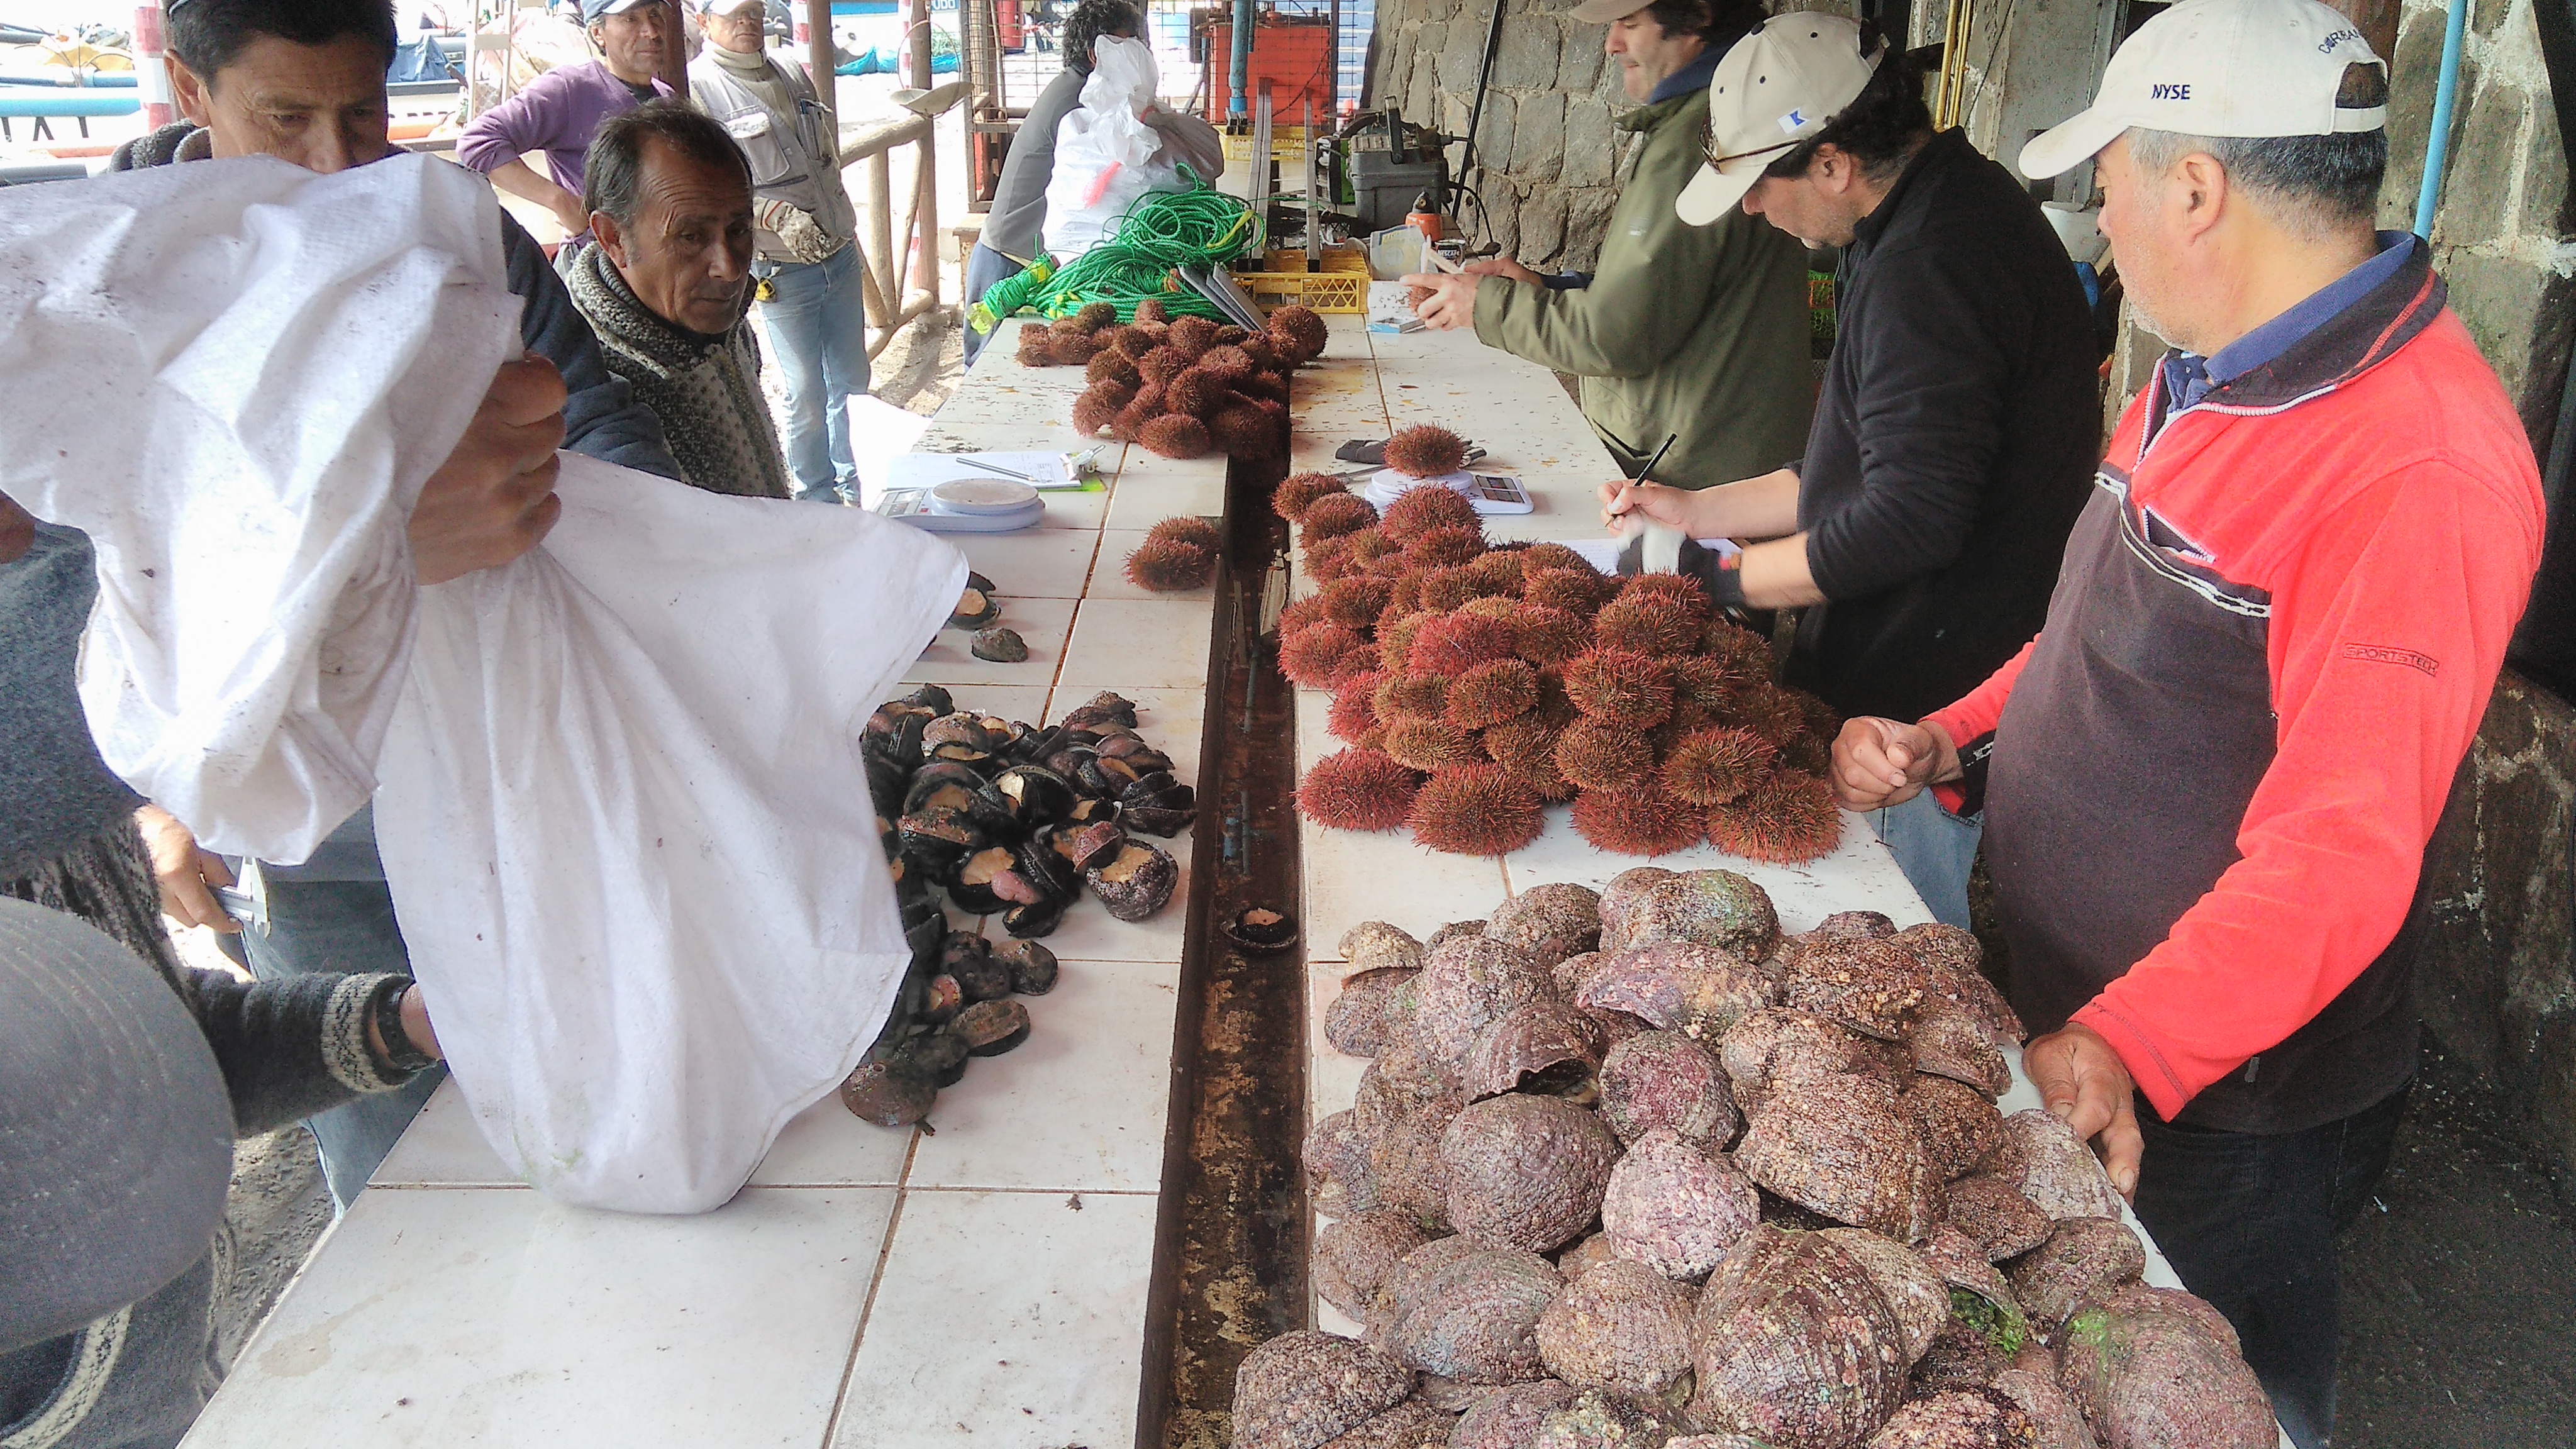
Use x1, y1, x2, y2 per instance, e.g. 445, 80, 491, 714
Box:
1136, 438, 1312, 1449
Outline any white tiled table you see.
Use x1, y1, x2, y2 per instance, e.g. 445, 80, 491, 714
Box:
180, 318, 1224, 1449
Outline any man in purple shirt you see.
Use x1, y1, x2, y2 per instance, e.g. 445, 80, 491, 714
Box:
457, 0, 677, 243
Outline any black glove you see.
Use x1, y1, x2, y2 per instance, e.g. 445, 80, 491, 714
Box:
1614, 530, 1746, 616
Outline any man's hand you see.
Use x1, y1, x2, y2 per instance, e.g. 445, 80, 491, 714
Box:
551, 191, 591, 238
410, 357, 567, 586
136, 804, 236, 933
1399, 271, 1480, 331
1831, 717, 1960, 811
1599, 477, 1706, 534
1463, 256, 1546, 287
2024, 1022, 2143, 1199
364, 984, 445, 1068
758, 199, 840, 265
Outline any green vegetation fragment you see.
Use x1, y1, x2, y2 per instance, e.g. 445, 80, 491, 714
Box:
1951, 1285, 2031, 1357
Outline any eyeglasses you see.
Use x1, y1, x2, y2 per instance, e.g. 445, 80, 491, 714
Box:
1697, 127, 1801, 175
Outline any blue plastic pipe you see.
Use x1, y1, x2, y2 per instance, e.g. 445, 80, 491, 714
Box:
1229, 0, 1252, 116
2414, 0, 2469, 238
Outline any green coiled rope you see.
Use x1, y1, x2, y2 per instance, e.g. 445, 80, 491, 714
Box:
972, 175, 1265, 331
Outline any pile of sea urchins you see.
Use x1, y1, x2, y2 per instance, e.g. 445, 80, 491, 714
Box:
1281, 457, 1846, 863
1240, 870, 2277, 1449
1023, 299, 1331, 461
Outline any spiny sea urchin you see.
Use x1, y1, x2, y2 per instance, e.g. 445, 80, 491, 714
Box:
1707, 772, 1843, 864
1374, 672, 1448, 723
1139, 413, 1212, 459
1419, 565, 1496, 613
1330, 672, 1384, 741
1125, 536, 1216, 592
1409, 614, 1519, 677
1304, 534, 1357, 582
1409, 765, 1545, 857
1197, 344, 1255, 380
1619, 572, 1711, 616
1665, 656, 1740, 711
1109, 396, 1159, 442
1446, 659, 1540, 730
1267, 472, 1350, 521
1147, 516, 1221, 553
1016, 327, 1061, 367
1072, 384, 1126, 438
1167, 315, 1219, 356
1133, 297, 1170, 325
1385, 571, 1428, 620
1574, 788, 1707, 858
1659, 727, 1777, 806
1562, 648, 1675, 730
1138, 347, 1191, 386
1279, 594, 1328, 638
1375, 613, 1433, 676
1299, 749, 1423, 832
1072, 302, 1120, 331
1513, 604, 1593, 667
1593, 591, 1705, 657
1300, 492, 1380, 547
1466, 550, 1526, 593
1267, 304, 1330, 363
1382, 715, 1484, 772
1165, 370, 1229, 418
1523, 567, 1616, 617
1321, 577, 1395, 630
1520, 542, 1591, 574
1484, 716, 1577, 802
1406, 525, 1487, 570
1328, 644, 1381, 689
1341, 530, 1407, 579
1085, 350, 1142, 387
1458, 596, 1523, 624
1279, 621, 1365, 688
1209, 404, 1280, 459
1384, 425, 1470, 480
1553, 719, 1656, 793
1380, 484, 1481, 542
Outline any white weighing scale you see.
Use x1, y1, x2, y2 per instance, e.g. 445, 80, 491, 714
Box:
876, 475, 1046, 533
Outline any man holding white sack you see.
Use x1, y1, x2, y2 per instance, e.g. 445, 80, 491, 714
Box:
104, 0, 686, 1211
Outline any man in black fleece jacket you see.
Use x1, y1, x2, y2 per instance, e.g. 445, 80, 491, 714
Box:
1604, 17, 2096, 924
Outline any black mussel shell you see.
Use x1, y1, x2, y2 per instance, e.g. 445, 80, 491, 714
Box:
1016, 835, 1082, 901
1003, 896, 1068, 939
866, 751, 909, 817
1009, 725, 1066, 765
994, 940, 1060, 995
921, 972, 966, 1024
950, 586, 1002, 630
902, 907, 945, 966
939, 931, 991, 974
1047, 745, 1099, 782
964, 570, 996, 596
992, 765, 1078, 827
1121, 802, 1194, 838
970, 627, 1029, 663
899, 684, 955, 716
1085, 841, 1179, 921
1060, 693, 1138, 730
1055, 819, 1129, 873
923, 713, 999, 752
1226, 906, 1300, 951
955, 999, 1033, 1057
898, 807, 988, 869
944, 845, 1019, 914
952, 950, 1014, 1004
904, 763, 989, 816
1118, 769, 1177, 802
1066, 796, 1121, 825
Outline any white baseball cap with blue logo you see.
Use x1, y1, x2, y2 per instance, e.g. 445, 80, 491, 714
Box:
1675, 13, 1884, 226
2019, 0, 2387, 179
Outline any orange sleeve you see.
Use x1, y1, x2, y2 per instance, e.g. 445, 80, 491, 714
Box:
2073, 457, 2541, 1119
1922, 637, 2038, 748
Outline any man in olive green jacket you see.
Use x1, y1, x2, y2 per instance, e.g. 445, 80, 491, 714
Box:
1404, 0, 1813, 489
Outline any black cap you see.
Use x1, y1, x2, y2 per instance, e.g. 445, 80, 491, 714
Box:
0, 897, 233, 1353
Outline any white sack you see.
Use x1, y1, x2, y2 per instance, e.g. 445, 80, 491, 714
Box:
0, 155, 514, 863
1041, 33, 1184, 258
375, 457, 965, 1213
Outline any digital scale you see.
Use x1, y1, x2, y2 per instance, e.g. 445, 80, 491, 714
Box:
1361, 468, 1534, 516
875, 475, 1046, 533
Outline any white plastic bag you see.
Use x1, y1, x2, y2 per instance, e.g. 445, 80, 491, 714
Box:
375, 457, 963, 1213
0, 155, 515, 863
1041, 33, 1184, 257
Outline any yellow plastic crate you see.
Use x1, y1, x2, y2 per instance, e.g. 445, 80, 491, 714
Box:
1234, 268, 1365, 314
1220, 124, 1312, 169
1263, 245, 1368, 275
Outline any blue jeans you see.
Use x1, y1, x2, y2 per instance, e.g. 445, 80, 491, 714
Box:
1872, 787, 1982, 929
232, 874, 443, 1211
962, 241, 1021, 367
754, 243, 873, 501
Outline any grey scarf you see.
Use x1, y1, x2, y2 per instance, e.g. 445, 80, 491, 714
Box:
565, 246, 793, 499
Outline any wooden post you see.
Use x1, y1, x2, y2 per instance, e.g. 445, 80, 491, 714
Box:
906, 0, 938, 301
806, 0, 835, 107
869, 148, 896, 326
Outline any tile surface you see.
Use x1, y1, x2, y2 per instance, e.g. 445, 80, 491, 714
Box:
184, 1186, 896, 1449
905, 961, 1181, 1192
958, 528, 1100, 600
1056, 597, 1221, 692
832, 1189, 1157, 1449
904, 596, 1075, 687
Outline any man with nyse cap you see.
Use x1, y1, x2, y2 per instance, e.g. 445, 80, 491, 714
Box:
458, 0, 679, 250
1403, 0, 1814, 494
1601, 12, 2097, 928
1830, 1, 2544, 1440
0, 897, 236, 1448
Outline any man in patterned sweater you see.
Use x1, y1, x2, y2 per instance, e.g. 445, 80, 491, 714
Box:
567, 102, 796, 499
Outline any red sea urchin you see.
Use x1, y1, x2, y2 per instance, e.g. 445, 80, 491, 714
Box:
1409, 613, 1519, 677
1375, 672, 1448, 723
1321, 576, 1395, 630
1125, 536, 1216, 592
1269, 471, 1349, 521
1328, 645, 1381, 689
1380, 484, 1481, 541
1330, 672, 1384, 741
1561, 648, 1674, 730
1660, 727, 1777, 806
1409, 765, 1545, 857
1163, 369, 1230, 418
1382, 716, 1484, 772
1385, 424, 1470, 480
1573, 789, 1706, 857
1523, 566, 1616, 617
1300, 492, 1379, 547
1406, 525, 1489, 570
1446, 659, 1540, 730
1552, 719, 1654, 792
1280, 621, 1365, 688
1147, 516, 1221, 553
1267, 304, 1330, 364
1511, 604, 1592, 667
1299, 749, 1423, 832
1209, 404, 1282, 459
1138, 413, 1212, 459
1085, 350, 1142, 387
1707, 772, 1843, 863
1592, 591, 1704, 657
1072, 384, 1126, 438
